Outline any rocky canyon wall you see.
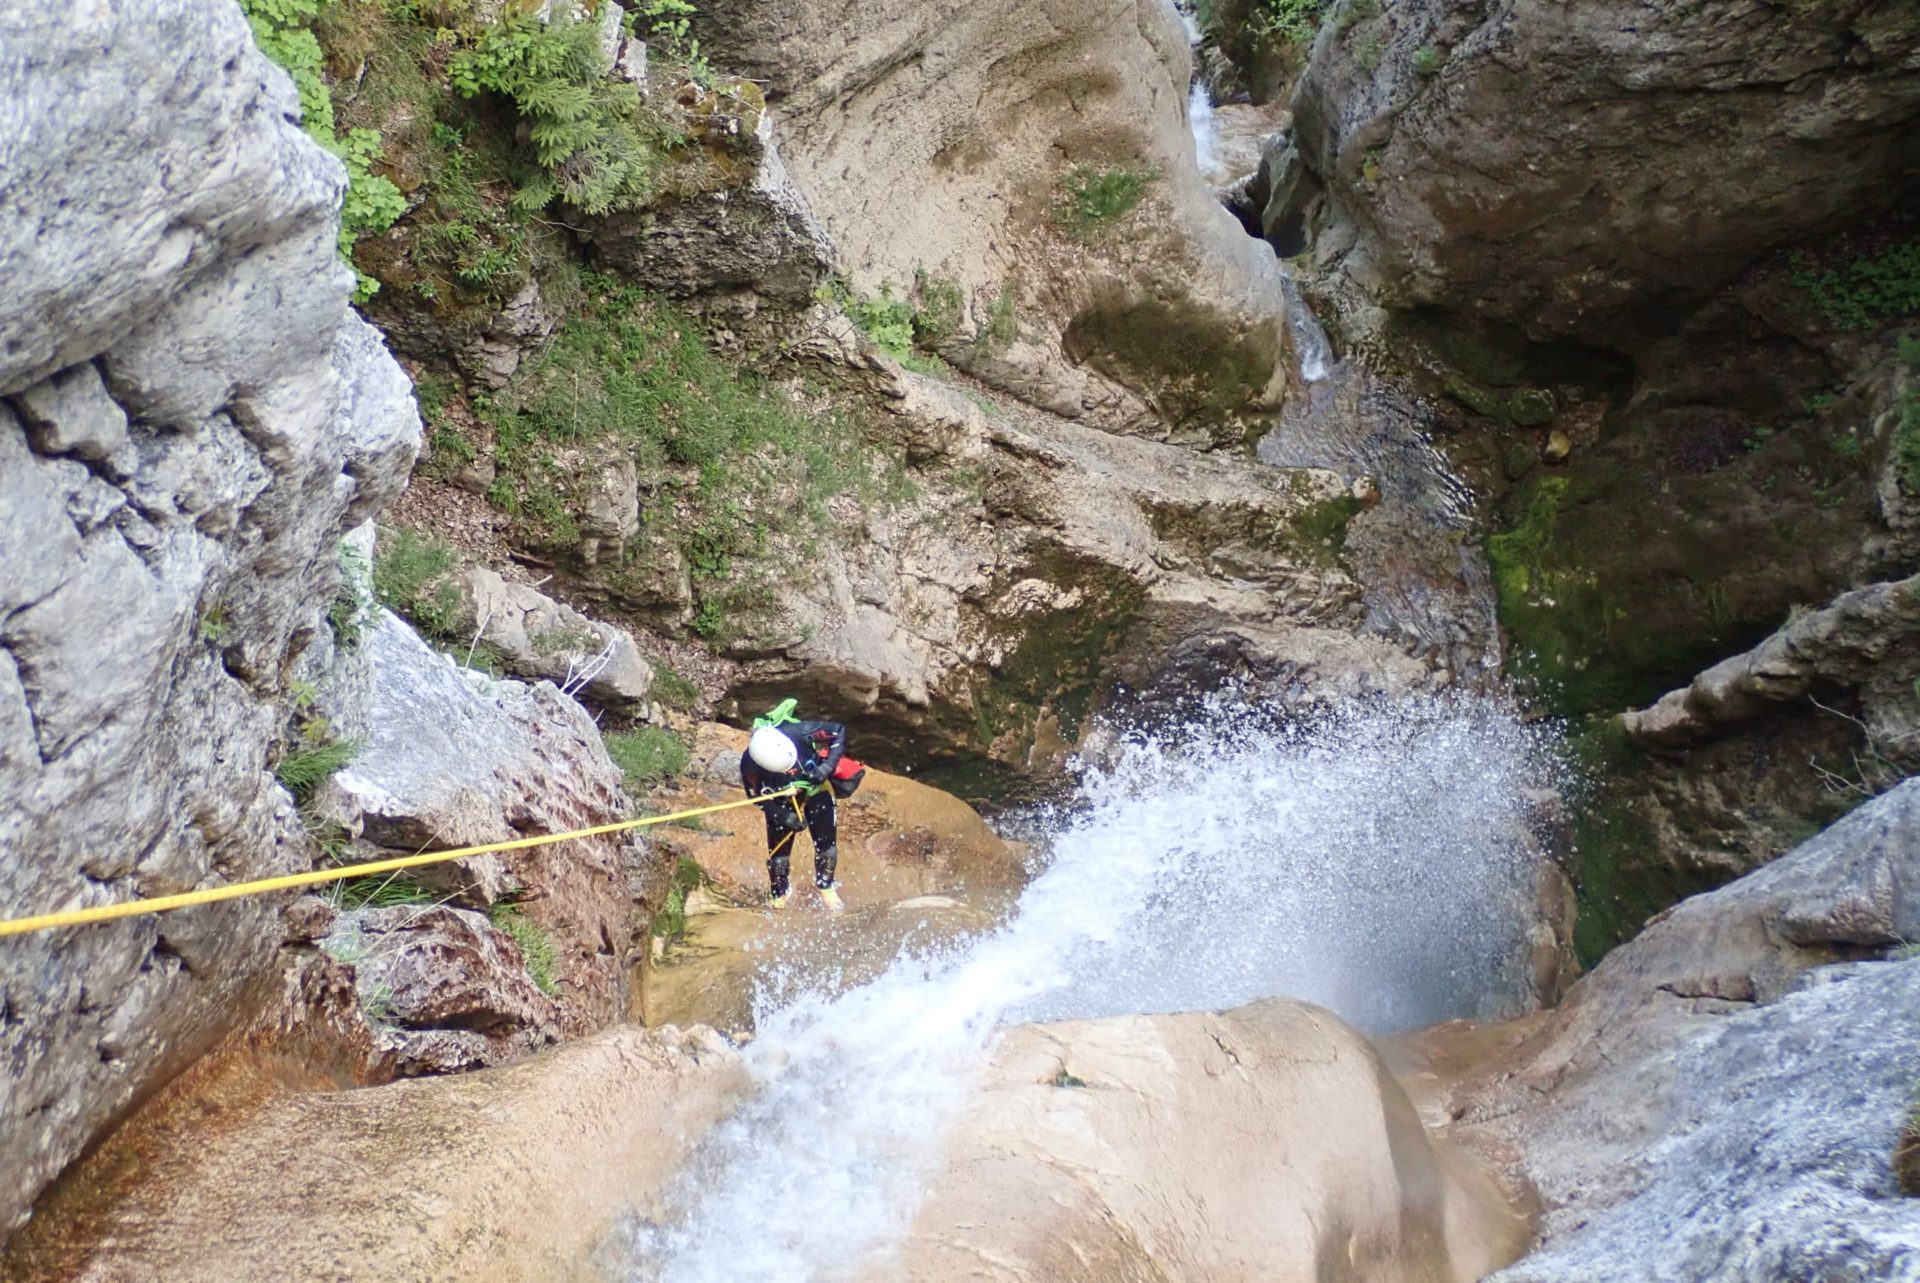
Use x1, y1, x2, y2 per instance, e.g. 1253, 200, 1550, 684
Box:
0, 1, 420, 1233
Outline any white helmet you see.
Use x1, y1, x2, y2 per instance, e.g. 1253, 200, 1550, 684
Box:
748, 726, 798, 774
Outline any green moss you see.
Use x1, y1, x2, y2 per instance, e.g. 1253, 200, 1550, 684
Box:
960, 557, 1144, 757
1560, 719, 1720, 966
1485, 471, 1789, 717
1289, 494, 1364, 564
1063, 294, 1281, 441
1444, 376, 1556, 427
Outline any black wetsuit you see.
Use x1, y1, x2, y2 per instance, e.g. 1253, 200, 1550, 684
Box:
740, 719, 846, 896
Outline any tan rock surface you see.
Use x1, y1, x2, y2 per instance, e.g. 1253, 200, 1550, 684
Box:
4, 1027, 743, 1283
890, 998, 1531, 1283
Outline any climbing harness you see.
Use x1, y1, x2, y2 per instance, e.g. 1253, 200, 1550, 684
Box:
0, 786, 802, 939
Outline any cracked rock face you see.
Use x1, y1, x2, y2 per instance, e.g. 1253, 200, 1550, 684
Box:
1284, 0, 1920, 349
313, 612, 652, 1039
0, 0, 420, 1235
1432, 781, 1920, 1280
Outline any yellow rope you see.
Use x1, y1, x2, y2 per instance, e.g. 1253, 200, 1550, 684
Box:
0, 787, 802, 939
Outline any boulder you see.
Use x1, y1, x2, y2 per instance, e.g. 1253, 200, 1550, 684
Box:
313, 611, 651, 1038
453, 566, 658, 717
0, 0, 419, 1234
891, 999, 1529, 1283
321, 904, 563, 1076
1414, 781, 1920, 1279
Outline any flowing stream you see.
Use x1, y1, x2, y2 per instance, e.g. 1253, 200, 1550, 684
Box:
620, 696, 1553, 1282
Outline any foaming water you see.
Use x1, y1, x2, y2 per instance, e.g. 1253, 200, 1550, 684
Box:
621, 695, 1553, 1282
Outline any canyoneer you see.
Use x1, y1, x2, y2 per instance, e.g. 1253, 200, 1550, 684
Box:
741, 699, 865, 912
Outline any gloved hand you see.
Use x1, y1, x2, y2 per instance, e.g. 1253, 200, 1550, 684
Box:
800, 760, 829, 785
768, 805, 804, 835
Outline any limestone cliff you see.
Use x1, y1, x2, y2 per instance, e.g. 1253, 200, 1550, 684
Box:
0, 0, 420, 1234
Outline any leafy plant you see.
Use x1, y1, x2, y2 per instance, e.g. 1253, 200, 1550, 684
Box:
198, 606, 230, 644
849, 286, 917, 357
911, 270, 965, 343
1791, 241, 1920, 332
1354, 35, 1384, 69
605, 725, 692, 788
239, 0, 403, 299
1413, 44, 1445, 74
329, 538, 374, 647
637, 0, 713, 84
488, 901, 559, 994
1899, 334, 1920, 372
450, 10, 671, 216
1056, 165, 1157, 242
1246, 0, 1326, 43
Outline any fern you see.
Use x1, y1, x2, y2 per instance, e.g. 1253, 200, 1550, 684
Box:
450, 11, 668, 216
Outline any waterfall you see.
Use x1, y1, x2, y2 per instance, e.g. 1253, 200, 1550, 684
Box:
1189, 80, 1218, 175
618, 695, 1553, 1283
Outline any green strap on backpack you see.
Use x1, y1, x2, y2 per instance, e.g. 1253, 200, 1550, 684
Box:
754, 698, 800, 730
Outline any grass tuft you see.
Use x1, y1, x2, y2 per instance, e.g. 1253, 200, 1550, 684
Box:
1056, 165, 1156, 243
277, 735, 359, 800
605, 725, 693, 789
489, 901, 559, 995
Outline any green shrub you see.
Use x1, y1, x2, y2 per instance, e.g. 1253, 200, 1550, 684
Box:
911, 270, 965, 342
1792, 241, 1920, 331
1057, 165, 1157, 242
1413, 44, 1445, 74
373, 526, 463, 638
1898, 334, 1920, 372
1246, 0, 1326, 42
1897, 390, 1920, 492
488, 901, 559, 994
239, 0, 403, 300
449, 10, 671, 216
480, 278, 893, 640
605, 725, 693, 788
1354, 35, 1384, 70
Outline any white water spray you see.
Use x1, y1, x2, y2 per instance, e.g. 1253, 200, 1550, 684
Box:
622, 696, 1553, 1282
